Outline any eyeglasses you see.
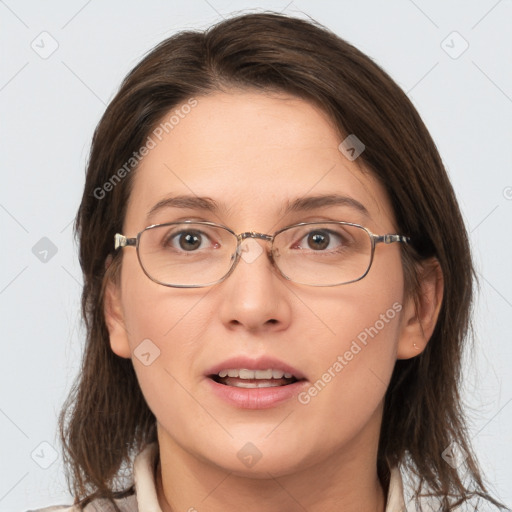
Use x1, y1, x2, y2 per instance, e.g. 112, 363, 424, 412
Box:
114, 221, 410, 288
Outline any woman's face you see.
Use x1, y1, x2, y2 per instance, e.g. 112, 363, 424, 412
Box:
107, 90, 413, 477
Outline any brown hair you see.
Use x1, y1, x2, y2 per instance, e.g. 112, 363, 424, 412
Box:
59, 11, 506, 511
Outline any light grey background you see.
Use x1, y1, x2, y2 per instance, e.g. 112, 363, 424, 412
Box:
1, 0, 511, 510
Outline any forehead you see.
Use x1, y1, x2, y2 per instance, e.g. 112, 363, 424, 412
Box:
124, 91, 396, 233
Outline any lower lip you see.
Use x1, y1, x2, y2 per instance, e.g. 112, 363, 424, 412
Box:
206, 377, 309, 409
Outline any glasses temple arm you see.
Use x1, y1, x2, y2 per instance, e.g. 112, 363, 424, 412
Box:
374, 234, 410, 244
114, 234, 137, 250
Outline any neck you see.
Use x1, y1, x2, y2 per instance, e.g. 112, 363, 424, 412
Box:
154, 415, 387, 512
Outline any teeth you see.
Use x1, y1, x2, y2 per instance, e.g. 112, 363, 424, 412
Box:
216, 368, 294, 379
228, 381, 282, 388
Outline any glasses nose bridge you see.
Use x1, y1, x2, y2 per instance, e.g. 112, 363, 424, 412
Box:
237, 231, 274, 244
234, 231, 276, 266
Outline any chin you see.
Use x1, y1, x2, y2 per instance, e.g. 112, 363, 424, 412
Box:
220, 457, 305, 479
199, 438, 312, 479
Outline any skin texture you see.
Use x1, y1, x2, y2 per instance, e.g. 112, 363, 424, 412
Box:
104, 91, 443, 512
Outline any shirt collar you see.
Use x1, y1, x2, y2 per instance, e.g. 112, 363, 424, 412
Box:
132, 442, 406, 511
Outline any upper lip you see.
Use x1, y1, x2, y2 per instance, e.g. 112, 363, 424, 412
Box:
205, 356, 307, 380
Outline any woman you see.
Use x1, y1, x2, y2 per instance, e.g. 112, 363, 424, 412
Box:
32, 11, 507, 512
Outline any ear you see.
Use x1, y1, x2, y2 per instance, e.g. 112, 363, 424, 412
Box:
103, 259, 132, 359
397, 257, 444, 359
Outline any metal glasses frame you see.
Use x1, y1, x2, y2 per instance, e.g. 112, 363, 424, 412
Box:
114, 220, 410, 288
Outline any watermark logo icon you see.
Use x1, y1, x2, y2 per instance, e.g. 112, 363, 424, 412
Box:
31, 31, 59, 59
31, 441, 58, 469
442, 441, 468, 469
237, 442, 263, 468
240, 238, 264, 264
338, 134, 365, 161
441, 31, 469, 59
134, 338, 161, 366
32, 237, 58, 263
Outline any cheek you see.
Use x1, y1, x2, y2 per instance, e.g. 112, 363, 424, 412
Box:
308, 286, 403, 389
310, 246, 404, 355
336, 253, 404, 379
119, 254, 210, 385
120, 252, 204, 343
119, 264, 213, 426
292, 294, 402, 452
296, 252, 405, 428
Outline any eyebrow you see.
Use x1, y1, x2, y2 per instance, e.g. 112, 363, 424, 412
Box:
146, 193, 370, 222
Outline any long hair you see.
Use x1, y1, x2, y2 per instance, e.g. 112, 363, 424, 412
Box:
59, 11, 506, 510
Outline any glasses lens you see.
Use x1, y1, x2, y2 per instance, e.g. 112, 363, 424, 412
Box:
273, 223, 372, 286
138, 223, 237, 287
137, 222, 372, 287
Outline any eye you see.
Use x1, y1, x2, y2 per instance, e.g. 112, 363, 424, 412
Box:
293, 228, 351, 252
162, 228, 219, 252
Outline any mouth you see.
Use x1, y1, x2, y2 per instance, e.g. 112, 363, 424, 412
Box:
208, 368, 303, 388
205, 359, 309, 409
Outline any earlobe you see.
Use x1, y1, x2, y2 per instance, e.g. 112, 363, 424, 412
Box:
397, 258, 444, 360
103, 274, 132, 359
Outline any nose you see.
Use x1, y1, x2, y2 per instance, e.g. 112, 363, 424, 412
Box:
216, 237, 292, 332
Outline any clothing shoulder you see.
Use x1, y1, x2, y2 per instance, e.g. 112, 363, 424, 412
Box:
26, 493, 138, 512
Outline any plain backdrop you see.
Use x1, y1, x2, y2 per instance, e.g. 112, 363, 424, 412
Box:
1, 1, 511, 510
